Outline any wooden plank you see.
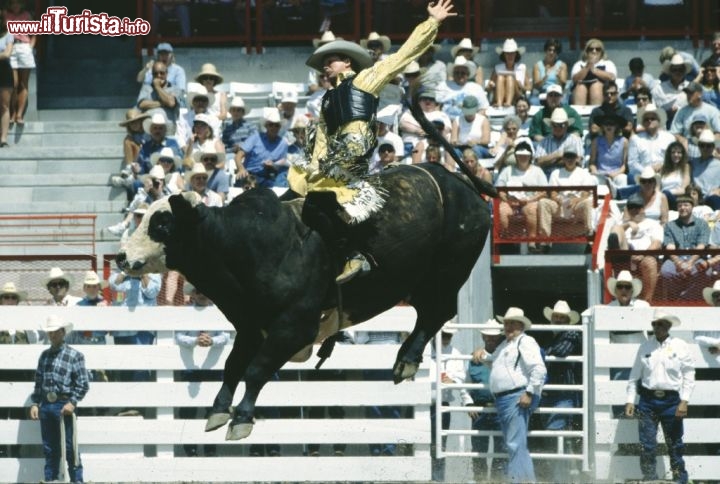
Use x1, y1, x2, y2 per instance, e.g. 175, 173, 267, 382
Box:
594, 418, 720, 444
591, 306, 720, 331
594, 343, 717, 369
594, 380, 720, 405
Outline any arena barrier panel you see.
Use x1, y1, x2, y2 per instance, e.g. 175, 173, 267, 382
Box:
0, 215, 96, 254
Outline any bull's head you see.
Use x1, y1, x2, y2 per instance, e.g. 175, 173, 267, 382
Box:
116, 192, 202, 276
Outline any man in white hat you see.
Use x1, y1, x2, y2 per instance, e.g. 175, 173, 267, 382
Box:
360, 31, 391, 64
235, 107, 289, 189
670, 82, 720, 148
627, 103, 674, 182
29, 315, 89, 484
529, 84, 583, 142
689, 129, 720, 210
186, 163, 223, 207
474, 307, 546, 483
436, 56, 489, 119
222, 95, 257, 170
0, 282, 30, 345
137, 60, 182, 133
625, 310, 694, 484
175, 82, 218, 146
651, 53, 692, 122
44, 267, 81, 307
370, 104, 404, 170
606, 270, 649, 308
535, 107, 586, 176
65, 272, 110, 346
276, 89, 306, 143
288, 0, 457, 283
195, 146, 230, 203
135, 111, 183, 178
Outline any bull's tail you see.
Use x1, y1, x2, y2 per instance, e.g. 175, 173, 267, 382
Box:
409, 94, 498, 199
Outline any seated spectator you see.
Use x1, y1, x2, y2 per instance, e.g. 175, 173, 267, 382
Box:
399, 89, 451, 164
492, 115, 521, 172
670, 82, 720, 153
685, 183, 718, 222
659, 141, 690, 210
175, 83, 217, 148
461, 149, 493, 185
690, 129, 720, 210
488, 39, 530, 108
186, 163, 223, 207
137, 42, 187, 97
589, 113, 629, 194
496, 138, 547, 247
112, 110, 150, 194
119, 203, 150, 251
634, 167, 669, 224
369, 143, 397, 174
528, 84, 582, 142
537, 148, 597, 251
450, 96, 491, 160
77, 271, 108, 308
183, 113, 225, 169
153, 147, 184, 195
622, 57, 657, 106
627, 104, 673, 185
696, 59, 720, 109
276, 90, 306, 143
287, 116, 309, 169
606, 270, 650, 308
360, 31, 391, 64
108, 165, 171, 238
306, 72, 333, 118
514, 95, 532, 135
534, 108, 586, 178
703, 32, 720, 67
44, 267, 81, 307
684, 114, 713, 159
660, 195, 710, 299
235, 108, 289, 189
222, 95, 257, 173
652, 54, 691, 124
137, 61, 181, 134
588, 81, 634, 138
0, 281, 26, 308
532, 39, 567, 101
607, 193, 664, 303
194, 146, 230, 203
417, 44, 446, 91
658, 46, 699, 83
451, 37, 483, 85
571, 39, 617, 106
371, 104, 403, 168
135, 112, 183, 179
436, 56, 489, 119
195, 63, 227, 121
400, 61, 422, 110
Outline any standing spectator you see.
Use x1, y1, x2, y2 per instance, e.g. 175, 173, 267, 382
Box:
658, 46, 700, 83
690, 129, 720, 210
589, 113, 629, 194
69, 272, 109, 346
532, 38, 567, 100
652, 54, 692, 124
627, 104, 674, 185
468, 319, 506, 482
0, 11, 12, 147
436, 56, 489, 119
29, 315, 89, 484
625, 310, 695, 484
622, 57, 657, 106
474, 307, 546, 484
588, 81, 635, 138
528, 84, 583, 142
488, 39, 530, 108
670, 82, 720, 151
659, 141, 690, 210
4, 0, 34, 127
571, 39, 617, 106
186, 163, 223, 207
534, 108, 586, 177
222, 96, 257, 173
195, 63, 227, 121
44, 267, 81, 307
194, 146, 230, 203
450, 95, 491, 160
137, 42, 187, 101
137, 61, 181, 134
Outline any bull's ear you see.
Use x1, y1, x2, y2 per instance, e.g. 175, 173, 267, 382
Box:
169, 193, 199, 225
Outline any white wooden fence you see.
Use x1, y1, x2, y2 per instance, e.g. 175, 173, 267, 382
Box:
0, 305, 432, 483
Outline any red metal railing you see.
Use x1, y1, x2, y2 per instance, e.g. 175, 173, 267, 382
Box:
0, 215, 96, 254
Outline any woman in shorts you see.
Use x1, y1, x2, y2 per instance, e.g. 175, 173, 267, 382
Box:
5, 0, 36, 126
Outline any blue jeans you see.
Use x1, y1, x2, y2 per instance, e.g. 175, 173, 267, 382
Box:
40, 401, 83, 483
495, 389, 540, 483
542, 392, 579, 431
637, 393, 688, 484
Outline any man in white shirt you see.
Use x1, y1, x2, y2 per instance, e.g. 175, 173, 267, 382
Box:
534, 108, 586, 177
628, 104, 675, 181
625, 310, 695, 484
475, 307, 546, 483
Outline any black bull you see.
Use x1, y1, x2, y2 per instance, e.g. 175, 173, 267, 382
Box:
116, 162, 491, 440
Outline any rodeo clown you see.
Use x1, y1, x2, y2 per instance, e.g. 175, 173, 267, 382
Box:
287, 0, 457, 284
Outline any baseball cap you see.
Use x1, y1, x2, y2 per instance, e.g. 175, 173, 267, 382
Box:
683, 81, 703, 94
626, 193, 645, 209
156, 42, 173, 53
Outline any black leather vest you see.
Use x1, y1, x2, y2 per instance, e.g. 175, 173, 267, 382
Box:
321, 76, 378, 135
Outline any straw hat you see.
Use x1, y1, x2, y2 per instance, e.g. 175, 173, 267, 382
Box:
496, 38, 525, 55
43, 267, 73, 287
147, 164, 166, 181
195, 63, 223, 84
262, 107, 282, 124
306, 40, 373, 72
661, 53, 692, 75
312, 30, 343, 48
441, 317, 458, 334
118, 109, 150, 128
544, 107, 569, 127
229, 96, 245, 109
192, 145, 226, 165
185, 163, 208, 184
0, 281, 27, 301
41, 314, 73, 335
651, 309, 681, 328
403, 61, 420, 75
703, 280, 720, 306
480, 318, 503, 336
186, 82, 215, 107
150, 146, 182, 167
451, 37, 479, 58
635, 166, 660, 185
497, 307, 532, 330
637, 103, 667, 129
142, 112, 169, 134
543, 300, 580, 325
447, 55, 477, 79
698, 128, 715, 144
360, 32, 391, 52
82, 271, 108, 289
607, 270, 642, 297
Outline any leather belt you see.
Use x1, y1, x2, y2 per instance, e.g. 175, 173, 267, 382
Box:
45, 392, 71, 403
494, 386, 525, 398
640, 386, 678, 399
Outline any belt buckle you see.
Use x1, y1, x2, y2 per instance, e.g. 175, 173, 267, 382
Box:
653, 390, 666, 398
46, 391, 57, 403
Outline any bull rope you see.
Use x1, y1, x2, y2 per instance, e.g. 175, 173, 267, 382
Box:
403, 164, 444, 208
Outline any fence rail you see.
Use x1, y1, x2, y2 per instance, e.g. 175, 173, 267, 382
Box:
0, 215, 96, 253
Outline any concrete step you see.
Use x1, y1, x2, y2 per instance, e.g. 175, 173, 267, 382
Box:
0, 145, 119, 160
1, 186, 127, 203
0, 159, 123, 175
0, 173, 115, 187
36, 108, 129, 122
0, 200, 128, 215
6, 131, 125, 147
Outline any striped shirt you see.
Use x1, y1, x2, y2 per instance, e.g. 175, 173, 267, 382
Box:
31, 344, 90, 406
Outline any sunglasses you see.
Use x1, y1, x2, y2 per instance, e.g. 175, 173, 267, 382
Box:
198, 75, 216, 83
587, 47, 601, 52
639, 178, 655, 184
551, 122, 567, 128
651, 321, 671, 327
266, 122, 281, 128
159, 158, 174, 163
605, 91, 619, 96
670, 67, 685, 73
379, 148, 395, 154
201, 157, 218, 163
48, 281, 68, 289
453, 70, 469, 77
615, 283, 633, 290
699, 143, 715, 148
1, 294, 19, 300
636, 96, 650, 102
643, 117, 658, 123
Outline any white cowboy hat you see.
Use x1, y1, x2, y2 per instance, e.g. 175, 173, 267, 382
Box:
185, 163, 208, 184
513, 136, 534, 157
43, 267, 73, 287
82, 271, 108, 289
118, 109, 150, 128
41, 314, 73, 334
637, 103, 667, 129
186, 82, 215, 107
661, 53, 692, 75
543, 300, 580, 325
262, 107, 282, 124
441, 317, 458, 334
447, 56, 477, 79
496, 38, 525, 55
360, 32, 391, 52
544, 107, 569, 127
698, 128, 715, 144
634, 166, 661, 185
651, 309, 681, 328
192, 145, 227, 165
480, 318, 503, 336
0, 281, 27, 301
147, 164, 166, 181
703, 280, 720, 306
545, 84, 563, 95
376, 104, 400, 126
312, 30, 343, 48
306, 40, 373, 73
451, 37, 479, 58
403, 61, 420, 75
280, 90, 299, 104
150, 146, 182, 167
291, 116, 310, 130
229, 96, 245, 109
142, 112, 169, 134
497, 307, 532, 330
607, 270, 642, 297
195, 63, 224, 84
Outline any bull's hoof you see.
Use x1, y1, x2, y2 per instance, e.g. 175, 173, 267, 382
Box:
205, 412, 231, 432
392, 361, 419, 384
225, 422, 253, 441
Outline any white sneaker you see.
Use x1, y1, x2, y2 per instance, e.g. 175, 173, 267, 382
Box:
110, 175, 133, 188
106, 221, 127, 237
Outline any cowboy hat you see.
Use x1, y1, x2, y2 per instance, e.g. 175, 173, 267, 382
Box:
150, 146, 182, 167
142, 112, 169, 134
195, 63, 224, 84
635, 166, 661, 185
229, 96, 245, 109
403, 61, 420, 75
82, 271, 108, 289
0, 281, 27, 301
480, 318, 503, 336
291, 116, 310, 130
497, 307, 532, 330
185, 163, 208, 184
703, 280, 720, 306
543, 300, 580, 325
513, 136, 534, 157
306, 40, 373, 73
312, 30, 343, 48
447, 56, 477, 79
118, 109, 150, 128
637, 103, 667, 129
192, 145, 227, 165
661, 53, 692, 75
147, 164, 166, 181
544, 107, 570, 127
156, 42, 173, 53
186, 82, 215, 107
607, 270, 642, 297
651, 309, 681, 328
360, 32, 391, 52
698, 128, 715, 144
262, 107, 282, 124
496, 38, 526, 56
280, 90, 299, 104
41, 314, 73, 334
451, 37, 479, 58
43, 267, 73, 287
441, 317, 458, 334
